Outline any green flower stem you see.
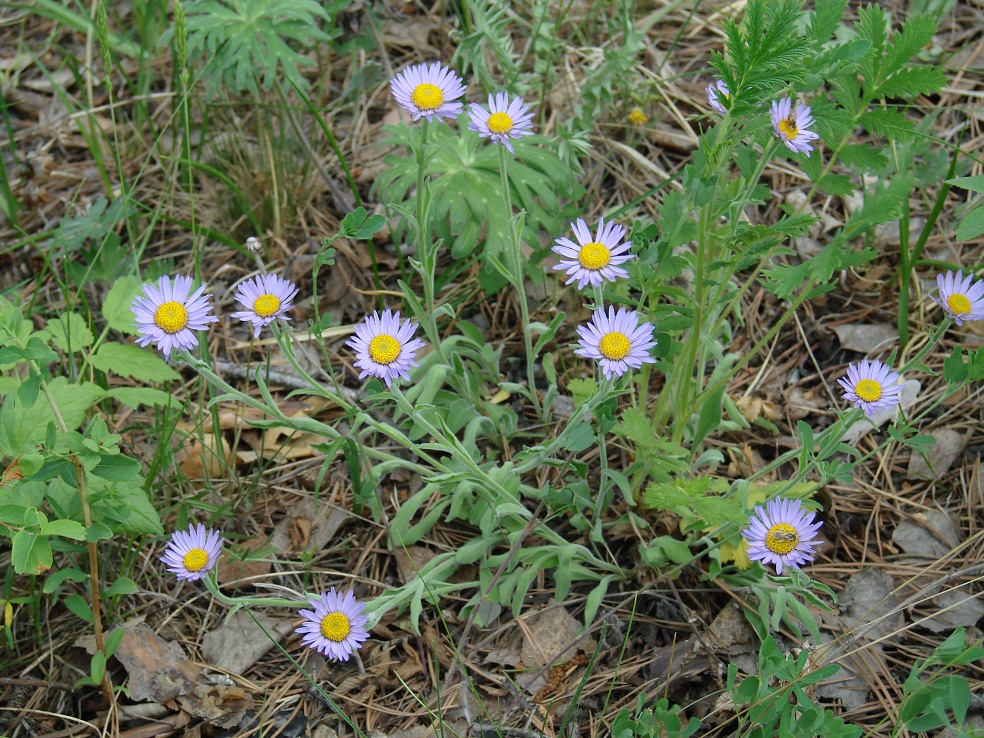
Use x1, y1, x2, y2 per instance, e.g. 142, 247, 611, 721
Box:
745, 319, 950, 491
388, 385, 519, 505
270, 323, 353, 413
416, 119, 431, 291
684, 279, 815, 422
669, 204, 712, 446
512, 392, 602, 475
180, 352, 432, 475
499, 144, 544, 421
590, 375, 615, 542
405, 121, 464, 397
203, 570, 307, 609
387, 385, 622, 573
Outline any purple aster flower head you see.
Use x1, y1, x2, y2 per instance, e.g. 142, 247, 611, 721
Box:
347, 309, 426, 387
837, 359, 903, 419
131, 275, 219, 359
931, 270, 984, 326
390, 62, 466, 123
574, 305, 657, 379
468, 93, 534, 153
707, 79, 730, 114
551, 217, 635, 289
161, 523, 224, 581
230, 273, 299, 338
296, 588, 370, 661
770, 97, 820, 156
743, 498, 823, 575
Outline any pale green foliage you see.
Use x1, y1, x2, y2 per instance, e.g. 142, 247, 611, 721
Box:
374, 120, 582, 261
947, 174, 984, 241
453, 0, 531, 94
178, 0, 340, 99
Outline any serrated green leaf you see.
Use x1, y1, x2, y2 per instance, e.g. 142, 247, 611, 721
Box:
859, 109, 915, 141
839, 144, 888, 170
817, 174, 856, 196
37, 313, 93, 353
92, 343, 179, 382
947, 175, 984, 194
955, 206, 984, 242
102, 276, 144, 335
877, 65, 946, 98
0, 378, 105, 456
113, 484, 164, 535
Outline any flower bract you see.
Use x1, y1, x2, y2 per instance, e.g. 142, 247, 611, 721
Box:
575, 306, 657, 378
390, 62, 466, 122
297, 588, 370, 661
347, 309, 426, 387
931, 270, 984, 326
706, 79, 729, 114
231, 273, 299, 338
468, 93, 534, 153
743, 498, 823, 575
551, 217, 635, 289
161, 523, 224, 581
837, 359, 903, 418
131, 275, 219, 359
770, 97, 820, 156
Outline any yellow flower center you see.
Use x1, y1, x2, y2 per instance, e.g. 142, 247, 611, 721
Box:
599, 332, 630, 360
628, 108, 648, 125
778, 116, 798, 138
320, 612, 351, 642
154, 301, 189, 334
411, 83, 444, 111
947, 293, 971, 315
487, 111, 514, 134
854, 378, 882, 403
765, 523, 799, 555
578, 242, 611, 270
369, 334, 401, 365
183, 548, 209, 572
253, 293, 281, 318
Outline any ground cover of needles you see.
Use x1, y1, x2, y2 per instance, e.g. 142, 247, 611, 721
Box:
1, 1, 984, 737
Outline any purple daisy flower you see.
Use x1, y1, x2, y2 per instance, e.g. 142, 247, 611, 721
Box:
551, 217, 635, 289
770, 97, 820, 156
347, 309, 426, 387
468, 93, 534, 153
230, 273, 299, 338
296, 588, 370, 661
390, 62, 466, 123
160, 523, 224, 581
706, 79, 730, 114
931, 270, 984, 326
743, 498, 823, 575
837, 359, 903, 418
574, 306, 657, 379
131, 275, 219, 359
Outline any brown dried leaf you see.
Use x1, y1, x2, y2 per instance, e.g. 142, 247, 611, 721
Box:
113, 622, 204, 703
